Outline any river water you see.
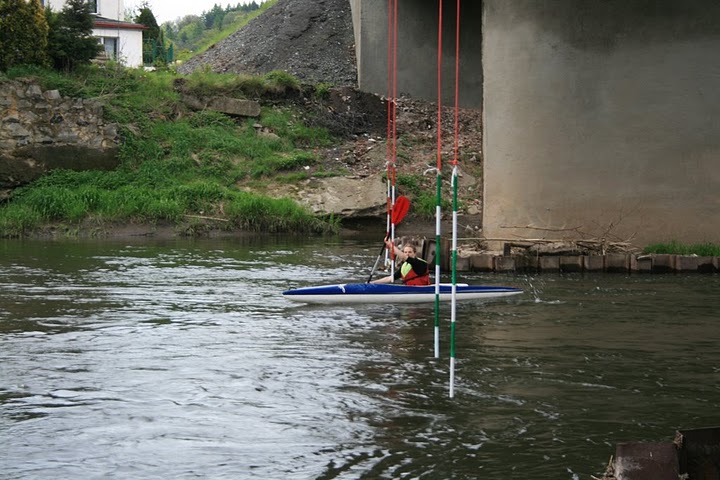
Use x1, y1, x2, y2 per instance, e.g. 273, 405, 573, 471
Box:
1, 237, 718, 479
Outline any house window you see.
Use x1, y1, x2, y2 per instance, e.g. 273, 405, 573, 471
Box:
101, 37, 117, 60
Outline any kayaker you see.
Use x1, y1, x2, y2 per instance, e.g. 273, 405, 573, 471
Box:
370, 239, 430, 286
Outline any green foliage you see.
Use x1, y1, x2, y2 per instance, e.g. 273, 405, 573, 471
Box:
0, 0, 49, 70
413, 192, 452, 219
0, 66, 340, 238
250, 152, 317, 179
14, 185, 87, 221
203, 4, 226, 30
182, 70, 251, 97
180, 70, 306, 100
46, 0, 101, 71
260, 108, 331, 147
225, 193, 332, 233
643, 241, 720, 256
135, 6, 160, 43
0, 204, 43, 237
136, 7, 169, 65
314, 83, 332, 99
263, 70, 300, 92
3, 64, 73, 90
275, 172, 310, 183
395, 173, 422, 195
188, 110, 236, 129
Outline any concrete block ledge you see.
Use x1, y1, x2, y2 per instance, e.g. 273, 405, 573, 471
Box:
418, 239, 717, 274
452, 253, 720, 274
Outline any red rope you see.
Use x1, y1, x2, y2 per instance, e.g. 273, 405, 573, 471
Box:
392, 0, 398, 187
436, 0, 443, 172
453, 0, 461, 166
386, 0, 399, 260
386, 0, 394, 221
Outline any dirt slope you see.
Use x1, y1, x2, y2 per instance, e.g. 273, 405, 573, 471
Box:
177, 0, 357, 86
178, 0, 484, 231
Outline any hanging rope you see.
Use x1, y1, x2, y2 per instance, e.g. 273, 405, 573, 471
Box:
449, 0, 461, 399
433, 0, 444, 359
386, 0, 399, 267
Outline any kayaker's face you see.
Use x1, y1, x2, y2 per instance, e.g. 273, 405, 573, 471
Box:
402, 247, 415, 258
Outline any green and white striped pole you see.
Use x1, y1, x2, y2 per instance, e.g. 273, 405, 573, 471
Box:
434, 163, 442, 358
449, 164, 459, 398
449, 0, 461, 399
433, 0, 444, 359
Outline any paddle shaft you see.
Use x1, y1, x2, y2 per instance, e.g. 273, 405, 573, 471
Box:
366, 196, 409, 283
366, 243, 387, 283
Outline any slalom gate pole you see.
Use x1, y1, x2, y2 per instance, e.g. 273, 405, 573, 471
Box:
433, 0, 444, 359
389, 0, 398, 270
384, 0, 399, 269
449, 165, 459, 398
449, 0, 461, 399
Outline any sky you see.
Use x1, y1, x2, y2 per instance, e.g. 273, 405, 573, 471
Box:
124, 0, 260, 24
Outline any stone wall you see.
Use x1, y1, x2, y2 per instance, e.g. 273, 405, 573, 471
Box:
0, 78, 120, 196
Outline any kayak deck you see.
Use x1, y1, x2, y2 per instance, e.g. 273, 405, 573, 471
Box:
282, 283, 523, 304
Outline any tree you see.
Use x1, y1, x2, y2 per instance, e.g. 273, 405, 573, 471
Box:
46, 0, 101, 71
203, 4, 226, 30
27, 0, 49, 66
0, 0, 49, 71
135, 4, 160, 44
135, 5, 167, 65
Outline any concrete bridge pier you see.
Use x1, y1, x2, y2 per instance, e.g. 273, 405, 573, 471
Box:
349, 0, 483, 109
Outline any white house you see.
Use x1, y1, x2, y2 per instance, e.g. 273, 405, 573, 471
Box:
44, 0, 145, 68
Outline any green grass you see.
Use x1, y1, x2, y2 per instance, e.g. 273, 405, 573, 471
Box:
643, 241, 720, 256
0, 65, 338, 238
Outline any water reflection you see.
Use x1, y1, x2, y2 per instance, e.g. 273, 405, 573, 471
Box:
1, 238, 719, 479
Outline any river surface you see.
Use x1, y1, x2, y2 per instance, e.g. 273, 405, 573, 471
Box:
1, 237, 719, 479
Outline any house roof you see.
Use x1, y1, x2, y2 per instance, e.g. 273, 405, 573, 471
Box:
93, 16, 147, 30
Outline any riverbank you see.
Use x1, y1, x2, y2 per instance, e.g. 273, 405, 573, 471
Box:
27, 217, 720, 275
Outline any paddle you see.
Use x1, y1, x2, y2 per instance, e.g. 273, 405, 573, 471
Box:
367, 196, 410, 283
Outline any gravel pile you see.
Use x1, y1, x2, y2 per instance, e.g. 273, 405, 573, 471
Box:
177, 0, 358, 87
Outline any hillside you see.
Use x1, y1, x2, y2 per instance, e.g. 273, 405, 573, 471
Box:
177, 0, 484, 233
177, 0, 357, 87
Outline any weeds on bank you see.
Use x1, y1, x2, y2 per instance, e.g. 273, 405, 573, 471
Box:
0, 66, 339, 238
393, 172, 453, 219
643, 241, 720, 256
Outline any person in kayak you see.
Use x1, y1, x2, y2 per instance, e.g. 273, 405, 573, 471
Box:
371, 238, 430, 286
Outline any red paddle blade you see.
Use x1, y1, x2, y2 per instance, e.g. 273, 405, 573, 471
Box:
391, 196, 410, 225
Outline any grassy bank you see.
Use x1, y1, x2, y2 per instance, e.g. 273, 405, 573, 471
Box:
0, 65, 339, 238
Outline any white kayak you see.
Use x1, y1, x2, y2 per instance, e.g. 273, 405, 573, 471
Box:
282, 283, 523, 305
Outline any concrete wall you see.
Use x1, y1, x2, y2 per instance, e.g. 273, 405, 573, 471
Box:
483, 0, 720, 248
351, 0, 483, 109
